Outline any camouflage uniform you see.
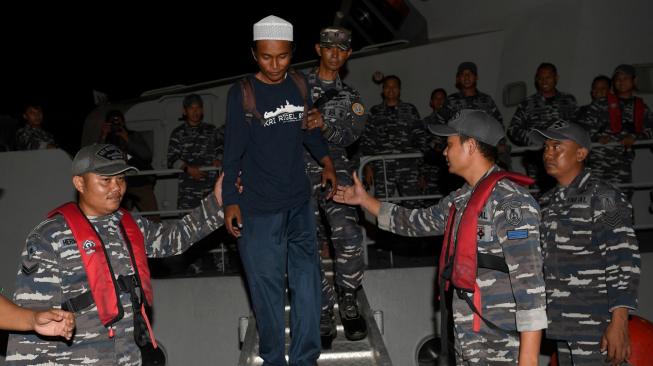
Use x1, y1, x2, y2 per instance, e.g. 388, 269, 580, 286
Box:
419, 112, 448, 197
577, 97, 653, 188
377, 165, 547, 364
14, 125, 56, 150
304, 69, 366, 310
360, 101, 425, 208
445, 91, 503, 126
507, 91, 578, 191
539, 169, 640, 365
167, 122, 222, 209
6, 195, 223, 365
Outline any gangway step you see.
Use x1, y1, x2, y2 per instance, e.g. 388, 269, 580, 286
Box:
238, 287, 392, 366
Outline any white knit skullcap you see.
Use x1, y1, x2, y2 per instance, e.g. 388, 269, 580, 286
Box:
253, 15, 293, 42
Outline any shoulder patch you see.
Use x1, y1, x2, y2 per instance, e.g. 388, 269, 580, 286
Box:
598, 192, 616, 212
351, 102, 365, 116
597, 192, 623, 228
500, 200, 523, 226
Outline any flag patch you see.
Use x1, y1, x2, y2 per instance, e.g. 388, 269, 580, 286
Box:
507, 229, 528, 240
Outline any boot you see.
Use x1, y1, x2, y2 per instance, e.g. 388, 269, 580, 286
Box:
338, 288, 367, 341
320, 308, 336, 349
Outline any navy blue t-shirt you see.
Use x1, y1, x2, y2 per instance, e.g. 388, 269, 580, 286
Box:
222, 74, 329, 214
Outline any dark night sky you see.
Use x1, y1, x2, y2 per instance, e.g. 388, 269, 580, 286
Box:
0, 2, 342, 154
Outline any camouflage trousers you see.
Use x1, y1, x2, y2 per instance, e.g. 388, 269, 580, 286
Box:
310, 172, 364, 311
453, 324, 519, 365
370, 159, 427, 209
555, 339, 628, 365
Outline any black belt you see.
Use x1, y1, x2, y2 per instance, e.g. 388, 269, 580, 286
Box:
62, 274, 139, 312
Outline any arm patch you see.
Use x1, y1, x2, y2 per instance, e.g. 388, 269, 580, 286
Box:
500, 200, 523, 226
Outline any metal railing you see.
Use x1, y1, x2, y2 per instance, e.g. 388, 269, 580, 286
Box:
133, 166, 221, 217
116, 139, 652, 272
357, 139, 653, 232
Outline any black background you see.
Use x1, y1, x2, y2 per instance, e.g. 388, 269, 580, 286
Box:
0, 2, 342, 154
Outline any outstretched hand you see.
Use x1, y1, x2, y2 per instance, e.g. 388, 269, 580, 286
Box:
33, 309, 75, 340
334, 171, 371, 207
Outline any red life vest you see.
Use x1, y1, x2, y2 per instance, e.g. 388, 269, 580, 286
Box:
48, 203, 154, 340
438, 171, 534, 331
607, 93, 645, 134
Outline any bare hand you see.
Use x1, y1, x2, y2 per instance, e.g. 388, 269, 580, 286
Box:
621, 134, 636, 148
100, 122, 112, 139
601, 309, 630, 366
307, 108, 325, 130
214, 173, 224, 207
186, 165, 207, 180
235, 176, 244, 194
321, 157, 337, 200
598, 135, 611, 145
334, 171, 369, 206
418, 175, 427, 191
364, 165, 374, 188
225, 204, 242, 238
33, 309, 75, 340
115, 128, 129, 142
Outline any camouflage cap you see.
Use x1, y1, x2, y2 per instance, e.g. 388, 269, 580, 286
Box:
428, 109, 505, 146
319, 26, 352, 50
72, 144, 138, 176
531, 121, 591, 151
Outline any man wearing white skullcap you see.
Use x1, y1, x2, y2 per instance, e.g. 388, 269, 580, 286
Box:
222, 14, 337, 366
253, 15, 293, 42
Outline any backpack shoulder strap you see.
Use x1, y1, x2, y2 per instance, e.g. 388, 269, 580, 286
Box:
239, 76, 262, 123
287, 69, 309, 129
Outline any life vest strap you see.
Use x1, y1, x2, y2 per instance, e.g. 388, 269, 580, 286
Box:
457, 287, 518, 336
477, 253, 509, 273
62, 274, 140, 312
